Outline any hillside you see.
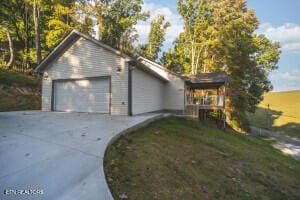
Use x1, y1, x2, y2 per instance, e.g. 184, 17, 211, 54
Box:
105, 117, 300, 200
0, 68, 41, 111
247, 90, 300, 139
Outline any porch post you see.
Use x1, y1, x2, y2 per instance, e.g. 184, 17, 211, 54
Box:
217, 87, 220, 106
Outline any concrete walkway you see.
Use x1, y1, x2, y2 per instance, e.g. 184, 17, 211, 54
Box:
251, 126, 300, 160
0, 111, 164, 200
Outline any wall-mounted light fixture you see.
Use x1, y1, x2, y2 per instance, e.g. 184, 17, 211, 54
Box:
43, 72, 49, 80
116, 67, 122, 75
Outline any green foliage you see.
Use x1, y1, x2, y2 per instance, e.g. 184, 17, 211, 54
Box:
177, 0, 212, 74
160, 35, 190, 73
91, 0, 149, 52
168, 0, 281, 131
78, 17, 95, 36
0, 0, 150, 68
46, 0, 77, 49
0, 28, 9, 64
142, 14, 170, 61
46, 19, 72, 49
0, 0, 98, 69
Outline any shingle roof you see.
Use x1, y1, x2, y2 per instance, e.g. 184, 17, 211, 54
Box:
185, 72, 229, 84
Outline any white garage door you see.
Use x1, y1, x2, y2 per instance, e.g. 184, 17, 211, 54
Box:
54, 78, 110, 113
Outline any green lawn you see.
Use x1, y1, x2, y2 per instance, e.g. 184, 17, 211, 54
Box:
247, 90, 300, 139
0, 68, 40, 111
104, 117, 300, 200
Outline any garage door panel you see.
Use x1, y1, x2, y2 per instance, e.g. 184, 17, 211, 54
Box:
54, 78, 110, 113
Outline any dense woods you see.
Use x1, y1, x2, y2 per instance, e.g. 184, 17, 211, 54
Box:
0, 0, 280, 131
0, 0, 149, 69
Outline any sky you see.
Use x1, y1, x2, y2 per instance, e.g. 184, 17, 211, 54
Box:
135, 0, 300, 92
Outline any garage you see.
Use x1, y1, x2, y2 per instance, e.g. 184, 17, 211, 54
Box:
53, 78, 110, 113
35, 30, 183, 115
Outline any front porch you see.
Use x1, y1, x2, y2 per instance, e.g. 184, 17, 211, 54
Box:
183, 72, 228, 127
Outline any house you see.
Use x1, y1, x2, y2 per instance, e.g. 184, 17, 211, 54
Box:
35, 30, 228, 122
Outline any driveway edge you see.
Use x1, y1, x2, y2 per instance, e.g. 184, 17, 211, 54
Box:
102, 113, 171, 199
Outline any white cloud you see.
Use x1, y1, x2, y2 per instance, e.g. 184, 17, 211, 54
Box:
257, 23, 300, 53
135, 2, 183, 45
269, 69, 300, 91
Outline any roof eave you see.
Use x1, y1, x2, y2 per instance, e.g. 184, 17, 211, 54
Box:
34, 30, 80, 73
128, 60, 169, 83
137, 56, 185, 80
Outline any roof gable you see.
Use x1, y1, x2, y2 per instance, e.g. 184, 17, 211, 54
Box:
34, 30, 131, 73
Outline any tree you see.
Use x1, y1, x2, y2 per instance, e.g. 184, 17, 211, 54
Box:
143, 14, 170, 61
33, 0, 41, 64
0, 0, 33, 69
120, 27, 139, 56
46, 0, 76, 49
89, 0, 149, 52
0, 25, 14, 67
78, 16, 95, 36
0, 0, 95, 69
177, 0, 212, 74
161, 34, 190, 73
173, 0, 280, 131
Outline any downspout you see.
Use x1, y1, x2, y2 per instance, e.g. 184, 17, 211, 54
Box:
128, 64, 133, 116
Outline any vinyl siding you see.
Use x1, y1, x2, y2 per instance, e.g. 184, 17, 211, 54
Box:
132, 68, 165, 115
139, 59, 185, 111
164, 74, 185, 111
41, 38, 128, 115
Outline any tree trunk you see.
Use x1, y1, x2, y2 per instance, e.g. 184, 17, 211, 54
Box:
0, 25, 14, 67
23, 0, 30, 70
191, 40, 195, 75
33, 0, 41, 64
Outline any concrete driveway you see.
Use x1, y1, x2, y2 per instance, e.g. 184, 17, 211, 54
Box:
0, 111, 162, 200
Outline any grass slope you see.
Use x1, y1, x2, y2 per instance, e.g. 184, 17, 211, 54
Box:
104, 117, 300, 200
247, 90, 300, 139
0, 68, 38, 87
0, 68, 40, 111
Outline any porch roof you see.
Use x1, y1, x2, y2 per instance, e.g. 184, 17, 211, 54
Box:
184, 72, 229, 89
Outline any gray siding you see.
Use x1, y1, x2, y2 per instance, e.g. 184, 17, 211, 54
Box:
164, 74, 185, 111
139, 59, 185, 111
42, 38, 128, 115
132, 68, 165, 115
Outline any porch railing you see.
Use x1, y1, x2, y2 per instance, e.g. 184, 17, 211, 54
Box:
188, 95, 224, 107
